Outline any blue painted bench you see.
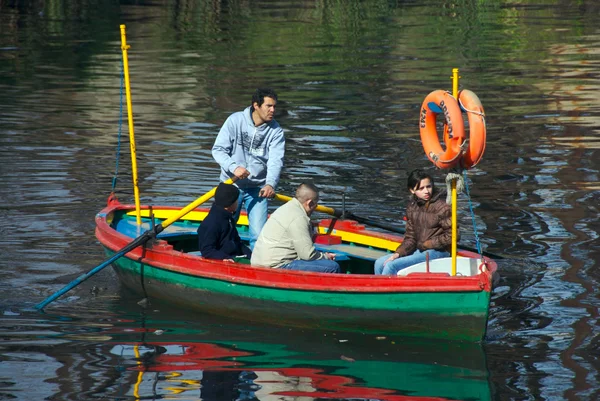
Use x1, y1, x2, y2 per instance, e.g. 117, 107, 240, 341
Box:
115, 218, 199, 239
115, 218, 387, 262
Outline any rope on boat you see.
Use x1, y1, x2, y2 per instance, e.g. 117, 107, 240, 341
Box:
444, 169, 484, 258
458, 96, 486, 119
444, 172, 464, 205
111, 60, 125, 193
463, 169, 483, 255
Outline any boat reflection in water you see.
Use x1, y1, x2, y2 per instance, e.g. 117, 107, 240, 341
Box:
108, 326, 492, 400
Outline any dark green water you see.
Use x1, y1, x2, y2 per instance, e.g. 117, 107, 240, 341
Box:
1, 1, 600, 399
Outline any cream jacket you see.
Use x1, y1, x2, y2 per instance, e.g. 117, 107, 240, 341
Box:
251, 198, 325, 268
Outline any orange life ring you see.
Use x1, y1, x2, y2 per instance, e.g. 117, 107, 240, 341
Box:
419, 90, 465, 169
457, 89, 486, 168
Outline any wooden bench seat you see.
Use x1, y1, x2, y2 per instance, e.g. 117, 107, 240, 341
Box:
116, 218, 388, 262
115, 218, 199, 239
314, 243, 389, 262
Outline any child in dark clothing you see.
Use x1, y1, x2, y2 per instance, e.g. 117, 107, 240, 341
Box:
197, 183, 252, 261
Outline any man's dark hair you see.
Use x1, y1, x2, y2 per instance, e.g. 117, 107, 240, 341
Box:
252, 88, 278, 110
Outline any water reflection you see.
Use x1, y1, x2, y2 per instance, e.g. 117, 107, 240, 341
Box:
109, 341, 488, 400
1, 300, 492, 400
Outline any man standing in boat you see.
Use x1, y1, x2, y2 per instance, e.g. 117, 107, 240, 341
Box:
251, 183, 340, 273
212, 88, 285, 250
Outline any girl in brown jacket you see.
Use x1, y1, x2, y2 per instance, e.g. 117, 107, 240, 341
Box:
374, 169, 454, 275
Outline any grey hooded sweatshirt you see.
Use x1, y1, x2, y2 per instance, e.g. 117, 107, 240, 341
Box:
212, 106, 285, 190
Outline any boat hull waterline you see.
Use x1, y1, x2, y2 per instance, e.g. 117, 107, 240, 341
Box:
96, 201, 496, 341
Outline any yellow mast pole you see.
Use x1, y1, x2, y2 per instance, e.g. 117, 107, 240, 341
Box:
120, 24, 142, 225
450, 68, 460, 276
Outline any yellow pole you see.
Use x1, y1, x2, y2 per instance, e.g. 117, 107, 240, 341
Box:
451, 181, 458, 276
273, 193, 339, 217
120, 24, 142, 225
161, 178, 234, 227
450, 68, 460, 276
452, 68, 460, 99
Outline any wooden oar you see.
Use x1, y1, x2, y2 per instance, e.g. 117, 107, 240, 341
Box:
273, 194, 503, 260
35, 178, 235, 310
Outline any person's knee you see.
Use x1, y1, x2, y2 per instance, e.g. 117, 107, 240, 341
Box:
382, 261, 401, 276
382, 266, 395, 276
373, 256, 387, 275
324, 261, 340, 273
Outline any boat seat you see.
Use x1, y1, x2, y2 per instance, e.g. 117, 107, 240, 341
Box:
187, 251, 250, 265
314, 244, 388, 262
397, 257, 484, 277
157, 226, 198, 238
115, 218, 199, 239
116, 219, 387, 262
240, 231, 385, 262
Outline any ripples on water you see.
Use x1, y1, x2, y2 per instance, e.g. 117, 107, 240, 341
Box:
1, 0, 600, 400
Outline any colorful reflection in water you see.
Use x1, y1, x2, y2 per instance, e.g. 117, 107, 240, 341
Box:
108, 339, 490, 400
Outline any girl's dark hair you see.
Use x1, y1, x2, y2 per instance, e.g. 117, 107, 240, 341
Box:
406, 169, 434, 192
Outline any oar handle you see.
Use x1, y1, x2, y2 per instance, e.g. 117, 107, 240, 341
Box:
273, 194, 342, 217
160, 177, 235, 230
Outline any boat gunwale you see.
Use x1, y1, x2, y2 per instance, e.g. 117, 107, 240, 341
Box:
95, 202, 496, 294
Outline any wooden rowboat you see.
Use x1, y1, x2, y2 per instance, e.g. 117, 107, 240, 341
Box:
95, 197, 497, 342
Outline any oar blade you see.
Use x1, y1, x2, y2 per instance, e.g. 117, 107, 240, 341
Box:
34, 231, 153, 310
34, 178, 235, 310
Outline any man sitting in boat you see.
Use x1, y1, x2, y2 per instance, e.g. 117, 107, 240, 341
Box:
374, 169, 456, 275
197, 182, 252, 261
251, 183, 340, 273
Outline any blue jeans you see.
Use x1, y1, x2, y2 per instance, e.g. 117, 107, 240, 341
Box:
233, 187, 268, 250
282, 259, 341, 273
374, 249, 450, 275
